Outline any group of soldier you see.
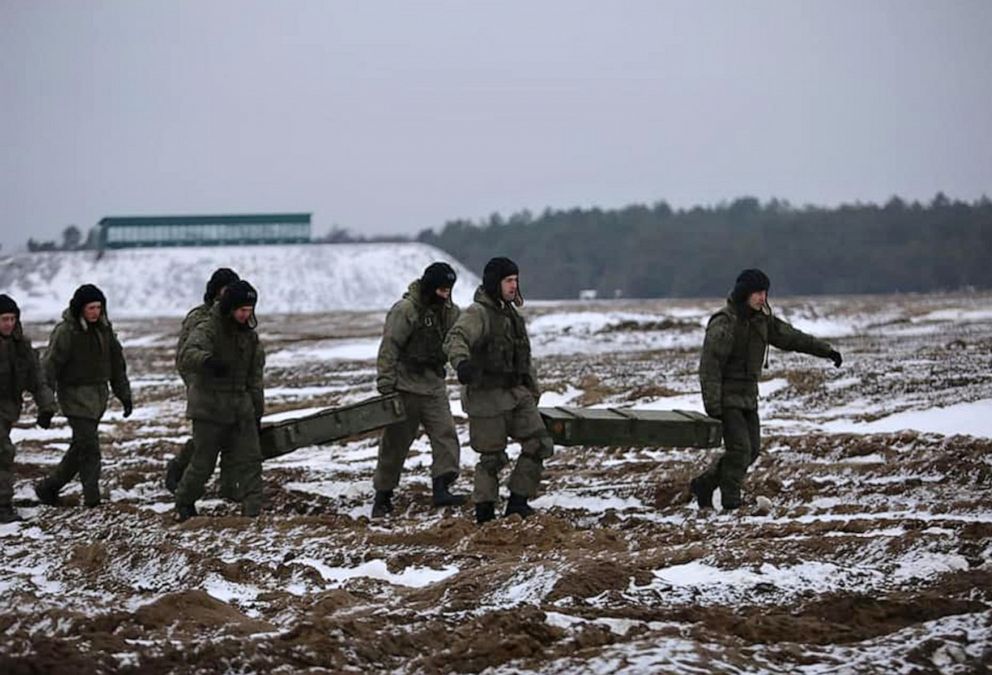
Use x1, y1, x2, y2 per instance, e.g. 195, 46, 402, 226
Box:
0, 258, 842, 525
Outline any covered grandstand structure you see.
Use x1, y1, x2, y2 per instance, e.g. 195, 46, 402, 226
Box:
98, 213, 311, 249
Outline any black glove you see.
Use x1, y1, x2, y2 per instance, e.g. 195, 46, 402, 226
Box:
122, 399, 133, 418
456, 361, 475, 385
37, 410, 54, 429
828, 350, 843, 368
203, 356, 229, 377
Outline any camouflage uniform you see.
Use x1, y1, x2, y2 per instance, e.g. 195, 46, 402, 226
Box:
444, 286, 553, 509
0, 315, 56, 518
175, 301, 265, 517
374, 280, 461, 493
695, 297, 834, 508
167, 301, 236, 497
38, 306, 131, 507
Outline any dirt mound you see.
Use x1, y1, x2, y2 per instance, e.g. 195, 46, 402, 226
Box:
410, 606, 567, 672
716, 593, 988, 645
134, 590, 274, 635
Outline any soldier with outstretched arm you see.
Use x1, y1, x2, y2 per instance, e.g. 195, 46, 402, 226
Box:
371, 262, 467, 517
690, 269, 843, 511
444, 257, 555, 524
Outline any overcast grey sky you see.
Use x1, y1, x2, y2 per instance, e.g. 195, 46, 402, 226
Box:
1, 0, 990, 252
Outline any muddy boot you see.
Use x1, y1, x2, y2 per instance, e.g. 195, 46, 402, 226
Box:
475, 502, 495, 524
175, 504, 198, 522
33, 480, 59, 507
0, 505, 23, 523
371, 490, 393, 518
164, 458, 182, 494
504, 493, 535, 519
689, 476, 714, 509
432, 475, 468, 507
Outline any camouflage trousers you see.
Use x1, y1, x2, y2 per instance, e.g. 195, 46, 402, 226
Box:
468, 389, 554, 503
175, 418, 263, 516
696, 407, 761, 507
41, 417, 102, 506
373, 390, 460, 492
168, 437, 238, 498
0, 420, 15, 507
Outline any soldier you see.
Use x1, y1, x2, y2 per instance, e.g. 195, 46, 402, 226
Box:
165, 267, 240, 496
0, 295, 57, 522
35, 285, 132, 508
444, 257, 554, 524
690, 269, 843, 511
175, 280, 265, 521
371, 262, 467, 518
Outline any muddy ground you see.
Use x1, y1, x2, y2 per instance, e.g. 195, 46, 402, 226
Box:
1, 292, 990, 673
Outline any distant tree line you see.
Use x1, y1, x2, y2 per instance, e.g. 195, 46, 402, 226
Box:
416, 194, 992, 298
28, 225, 100, 252
312, 225, 410, 244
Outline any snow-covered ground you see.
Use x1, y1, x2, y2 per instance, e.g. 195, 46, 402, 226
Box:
0, 242, 479, 319
1, 290, 990, 673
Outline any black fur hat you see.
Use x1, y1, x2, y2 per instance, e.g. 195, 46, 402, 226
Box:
0, 294, 19, 317
421, 262, 457, 297
731, 269, 771, 304
204, 268, 240, 304
219, 280, 258, 315
482, 257, 519, 299
70, 284, 107, 319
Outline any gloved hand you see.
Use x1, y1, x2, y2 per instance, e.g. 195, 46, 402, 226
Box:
203, 356, 229, 377
122, 399, 133, 418
828, 350, 843, 368
37, 410, 54, 429
377, 382, 395, 396
456, 361, 475, 385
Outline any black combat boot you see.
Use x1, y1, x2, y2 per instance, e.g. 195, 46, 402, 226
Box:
721, 497, 742, 512
689, 476, 714, 509
0, 505, 23, 523
164, 458, 182, 494
432, 474, 468, 507
175, 504, 198, 522
475, 501, 495, 524
33, 480, 59, 506
371, 490, 393, 518
504, 493, 534, 519
220, 481, 241, 503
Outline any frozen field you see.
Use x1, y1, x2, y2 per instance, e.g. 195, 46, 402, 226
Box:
2, 291, 991, 673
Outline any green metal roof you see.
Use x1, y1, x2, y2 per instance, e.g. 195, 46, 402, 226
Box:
99, 213, 311, 227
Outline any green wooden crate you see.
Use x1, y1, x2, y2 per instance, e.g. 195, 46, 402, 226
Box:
260, 394, 406, 460
538, 407, 722, 448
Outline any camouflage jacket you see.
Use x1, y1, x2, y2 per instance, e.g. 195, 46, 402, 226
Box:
376, 280, 460, 396
179, 304, 265, 423
43, 308, 131, 421
699, 298, 833, 416
176, 302, 213, 385
0, 321, 56, 423
444, 286, 539, 416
